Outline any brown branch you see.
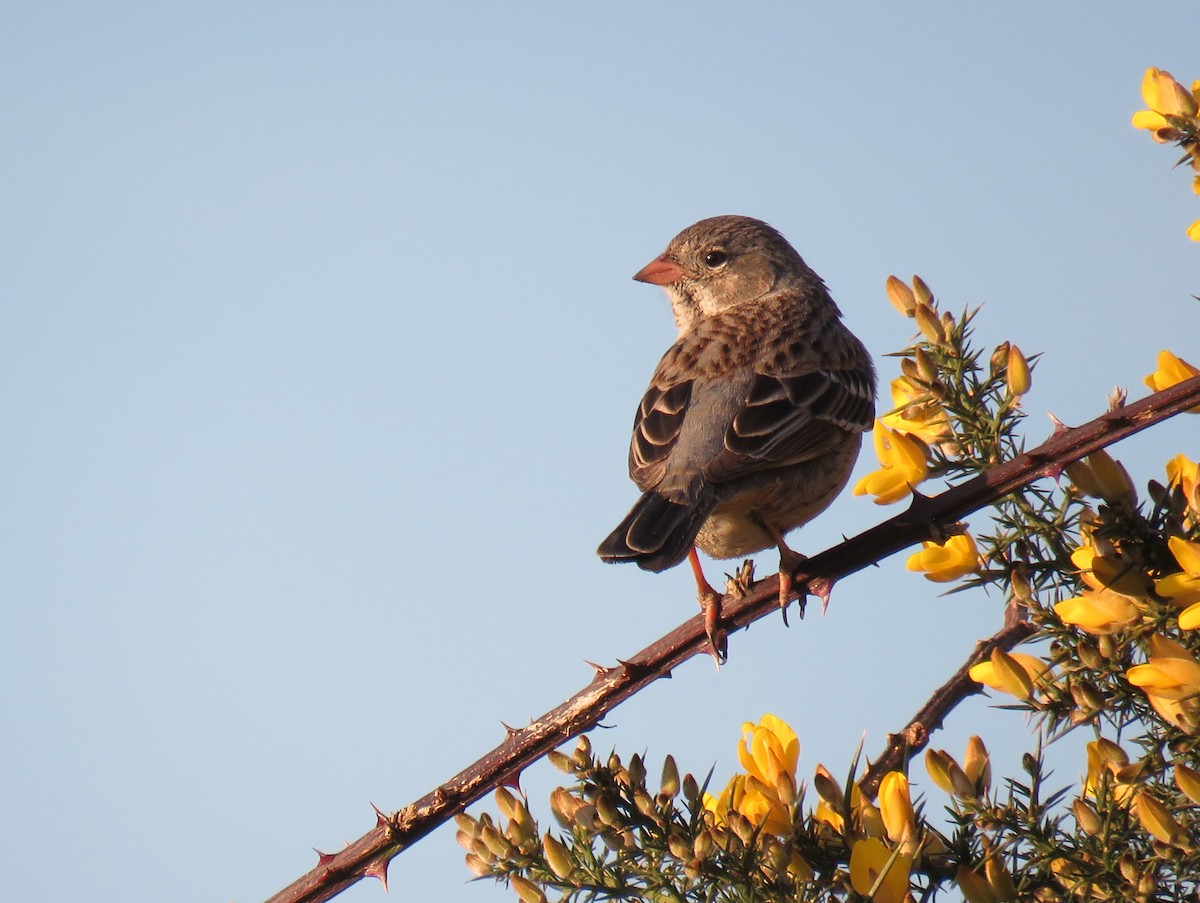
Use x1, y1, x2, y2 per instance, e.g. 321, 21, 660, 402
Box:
263, 375, 1200, 903
859, 616, 1037, 797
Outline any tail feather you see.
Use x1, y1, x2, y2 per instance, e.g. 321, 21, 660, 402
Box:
597, 492, 714, 572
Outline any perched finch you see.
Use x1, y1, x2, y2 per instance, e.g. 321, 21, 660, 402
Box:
597, 215, 875, 632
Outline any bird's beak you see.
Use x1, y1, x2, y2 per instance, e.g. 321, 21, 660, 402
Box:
633, 255, 684, 285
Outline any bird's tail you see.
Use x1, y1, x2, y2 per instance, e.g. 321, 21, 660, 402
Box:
597, 492, 714, 573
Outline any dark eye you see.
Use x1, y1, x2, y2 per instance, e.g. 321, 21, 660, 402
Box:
703, 249, 728, 269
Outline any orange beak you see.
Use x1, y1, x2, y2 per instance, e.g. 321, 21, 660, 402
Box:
633, 255, 684, 285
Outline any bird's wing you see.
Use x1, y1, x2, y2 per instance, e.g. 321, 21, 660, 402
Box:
702, 363, 875, 485
627, 379, 693, 491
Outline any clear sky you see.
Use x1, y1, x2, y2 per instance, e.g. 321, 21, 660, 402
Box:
3, 4, 1197, 902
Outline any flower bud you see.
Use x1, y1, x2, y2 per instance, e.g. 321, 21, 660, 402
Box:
464, 852, 493, 877
1006, 344, 1031, 397
633, 788, 657, 818
1087, 449, 1136, 505
599, 829, 626, 852
1175, 763, 1200, 805
1072, 798, 1102, 836
990, 342, 1010, 378
912, 275, 934, 307
915, 347, 937, 382
660, 755, 680, 799
494, 786, 519, 820
542, 833, 574, 879
940, 311, 956, 339
549, 787, 580, 829
878, 771, 917, 844
628, 753, 646, 788
1135, 789, 1184, 845
547, 750, 573, 773
985, 855, 1018, 902
1065, 459, 1102, 498
812, 764, 845, 808
956, 865, 998, 903
595, 794, 622, 828
915, 302, 945, 343
964, 736, 991, 794
886, 275, 917, 316
1070, 681, 1105, 715
573, 735, 592, 767
481, 824, 515, 858
693, 830, 715, 859
509, 874, 547, 903
667, 832, 691, 860
682, 773, 700, 802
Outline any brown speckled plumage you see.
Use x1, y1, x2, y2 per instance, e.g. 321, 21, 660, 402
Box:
598, 215, 876, 578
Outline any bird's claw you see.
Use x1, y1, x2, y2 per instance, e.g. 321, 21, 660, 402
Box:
699, 590, 728, 667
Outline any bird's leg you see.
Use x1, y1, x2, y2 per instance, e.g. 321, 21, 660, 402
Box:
688, 547, 727, 665
764, 525, 835, 622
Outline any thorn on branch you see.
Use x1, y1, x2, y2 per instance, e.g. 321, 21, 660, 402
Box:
313, 848, 337, 869
584, 659, 616, 679
362, 856, 390, 891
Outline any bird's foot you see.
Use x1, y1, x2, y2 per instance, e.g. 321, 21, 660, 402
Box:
725, 559, 756, 599
776, 547, 809, 625
689, 547, 727, 666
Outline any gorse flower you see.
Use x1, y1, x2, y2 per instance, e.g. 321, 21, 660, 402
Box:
968, 648, 1050, 700
1131, 67, 1199, 140
1055, 589, 1142, 635
853, 420, 929, 504
1157, 535, 1200, 610
849, 837, 912, 903
1144, 350, 1200, 407
880, 377, 953, 445
906, 532, 980, 582
704, 714, 799, 837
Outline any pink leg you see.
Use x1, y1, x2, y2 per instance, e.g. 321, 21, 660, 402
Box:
688, 547, 727, 664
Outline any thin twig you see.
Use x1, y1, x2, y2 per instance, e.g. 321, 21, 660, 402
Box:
859, 618, 1037, 796
263, 375, 1200, 903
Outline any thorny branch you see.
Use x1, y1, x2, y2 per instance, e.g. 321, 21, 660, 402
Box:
264, 375, 1200, 903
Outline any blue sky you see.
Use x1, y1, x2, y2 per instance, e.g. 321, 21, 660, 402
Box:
3, 4, 1197, 902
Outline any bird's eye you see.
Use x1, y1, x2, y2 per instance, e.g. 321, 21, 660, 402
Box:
703, 249, 728, 269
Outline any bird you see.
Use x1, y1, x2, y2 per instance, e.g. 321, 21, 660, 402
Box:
597, 215, 875, 651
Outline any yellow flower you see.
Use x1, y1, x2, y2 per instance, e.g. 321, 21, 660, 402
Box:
925, 748, 974, 797
906, 532, 980, 582
1190, 220, 1200, 242
1070, 543, 1151, 597
968, 649, 1049, 699
1135, 789, 1186, 846
1127, 652, 1200, 701
737, 714, 799, 788
1166, 453, 1200, 526
1054, 589, 1141, 634
1144, 350, 1200, 412
703, 714, 800, 837
1176, 763, 1200, 805
1132, 67, 1198, 141
1156, 536, 1200, 608
880, 377, 953, 445
849, 837, 912, 903
877, 772, 917, 846
853, 420, 929, 504
1006, 343, 1032, 397
813, 798, 844, 833
1137, 636, 1200, 733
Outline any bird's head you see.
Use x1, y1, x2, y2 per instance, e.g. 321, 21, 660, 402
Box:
633, 215, 818, 331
